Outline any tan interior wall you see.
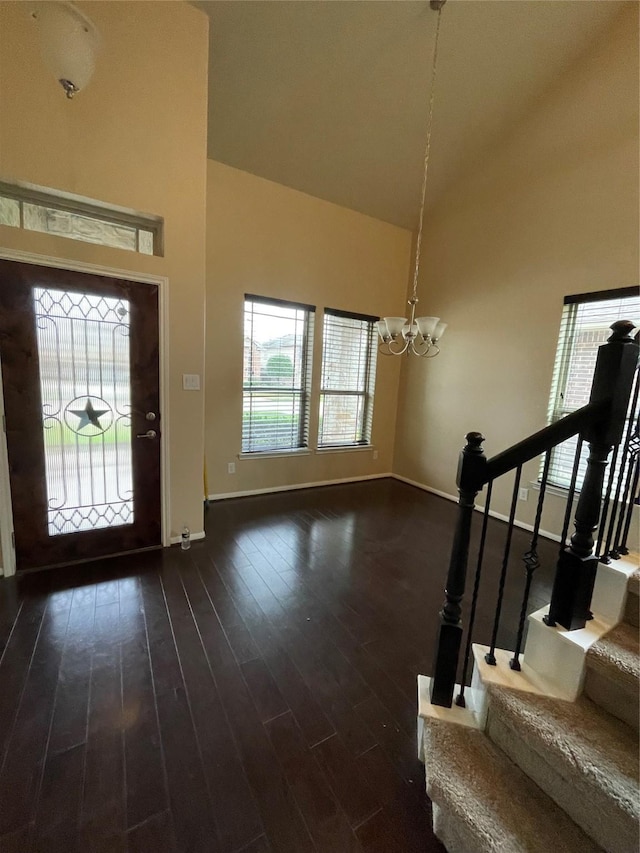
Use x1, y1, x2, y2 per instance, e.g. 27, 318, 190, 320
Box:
393, 4, 639, 538
0, 1, 635, 558
205, 160, 410, 497
0, 1, 209, 541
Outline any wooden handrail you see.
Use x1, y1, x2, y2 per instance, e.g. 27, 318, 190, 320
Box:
484, 400, 607, 484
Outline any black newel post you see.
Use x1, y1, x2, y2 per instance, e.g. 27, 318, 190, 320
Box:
545, 321, 639, 631
430, 432, 486, 707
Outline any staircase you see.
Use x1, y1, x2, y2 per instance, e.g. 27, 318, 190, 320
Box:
421, 567, 639, 853
418, 322, 640, 852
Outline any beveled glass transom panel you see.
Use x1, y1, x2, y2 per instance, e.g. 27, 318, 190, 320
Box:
33, 286, 134, 536
0, 181, 161, 256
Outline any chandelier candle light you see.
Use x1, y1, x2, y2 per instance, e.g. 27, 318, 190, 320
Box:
377, 0, 447, 358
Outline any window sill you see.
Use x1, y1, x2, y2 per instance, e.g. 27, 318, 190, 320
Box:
315, 445, 374, 454
238, 449, 312, 460
530, 481, 581, 498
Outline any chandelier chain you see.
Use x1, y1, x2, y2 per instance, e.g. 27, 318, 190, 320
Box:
411, 5, 443, 302
376, 0, 447, 358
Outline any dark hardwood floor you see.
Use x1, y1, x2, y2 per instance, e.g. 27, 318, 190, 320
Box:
0, 478, 557, 852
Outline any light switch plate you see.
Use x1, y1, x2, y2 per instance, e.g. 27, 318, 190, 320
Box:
182, 373, 200, 391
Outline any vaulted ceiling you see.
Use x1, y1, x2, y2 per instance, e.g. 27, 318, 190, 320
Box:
198, 1, 627, 230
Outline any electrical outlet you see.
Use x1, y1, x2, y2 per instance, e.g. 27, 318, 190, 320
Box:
227, 462, 236, 474
518, 487, 529, 501
373, 450, 379, 460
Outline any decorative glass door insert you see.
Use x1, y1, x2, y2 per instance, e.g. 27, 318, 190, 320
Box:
34, 287, 135, 535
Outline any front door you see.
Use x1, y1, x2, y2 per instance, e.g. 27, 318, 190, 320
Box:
0, 260, 162, 571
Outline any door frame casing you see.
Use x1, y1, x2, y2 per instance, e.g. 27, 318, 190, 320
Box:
0, 248, 170, 577
0, 360, 14, 576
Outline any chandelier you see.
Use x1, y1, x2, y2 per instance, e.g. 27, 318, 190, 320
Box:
377, 0, 447, 358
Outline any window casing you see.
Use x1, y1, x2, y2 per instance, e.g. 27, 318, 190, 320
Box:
545, 287, 640, 489
318, 309, 378, 448
242, 295, 315, 454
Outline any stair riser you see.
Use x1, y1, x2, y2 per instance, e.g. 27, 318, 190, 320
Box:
624, 591, 639, 628
486, 709, 638, 853
431, 801, 489, 853
584, 667, 639, 731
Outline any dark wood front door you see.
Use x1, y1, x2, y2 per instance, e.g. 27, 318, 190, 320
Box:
0, 260, 162, 570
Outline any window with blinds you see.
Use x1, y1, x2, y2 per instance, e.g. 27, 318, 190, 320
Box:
242, 295, 315, 453
545, 287, 640, 489
318, 309, 378, 448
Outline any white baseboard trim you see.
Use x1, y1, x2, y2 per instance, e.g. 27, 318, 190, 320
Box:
207, 472, 393, 502
169, 530, 206, 545
393, 476, 455, 503
206, 472, 562, 544
392, 474, 562, 543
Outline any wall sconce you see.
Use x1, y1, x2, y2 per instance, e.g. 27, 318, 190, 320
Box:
31, 2, 100, 99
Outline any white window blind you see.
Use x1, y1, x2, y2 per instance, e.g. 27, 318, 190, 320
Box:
242, 295, 315, 453
319, 309, 378, 448
545, 288, 640, 489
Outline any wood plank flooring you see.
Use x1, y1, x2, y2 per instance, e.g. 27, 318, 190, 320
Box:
0, 479, 557, 852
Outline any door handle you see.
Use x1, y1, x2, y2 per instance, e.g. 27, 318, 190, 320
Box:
136, 430, 157, 439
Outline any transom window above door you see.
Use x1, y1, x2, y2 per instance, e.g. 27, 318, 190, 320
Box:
0, 180, 163, 256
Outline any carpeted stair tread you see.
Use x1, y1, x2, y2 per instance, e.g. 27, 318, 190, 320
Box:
586, 620, 640, 692
487, 686, 639, 853
422, 717, 602, 853
628, 570, 640, 596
